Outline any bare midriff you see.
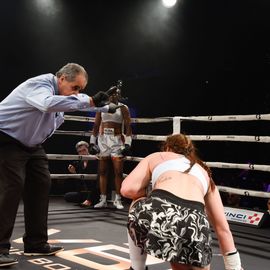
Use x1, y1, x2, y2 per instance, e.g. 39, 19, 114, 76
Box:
101, 122, 122, 135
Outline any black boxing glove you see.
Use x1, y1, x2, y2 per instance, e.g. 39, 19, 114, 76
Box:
120, 136, 132, 156
89, 135, 100, 155
92, 91, 109, 107
89, 143, 100, 155
121, 144, 131, 156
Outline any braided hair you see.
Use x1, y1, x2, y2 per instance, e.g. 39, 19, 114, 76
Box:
161, 133, 215, 191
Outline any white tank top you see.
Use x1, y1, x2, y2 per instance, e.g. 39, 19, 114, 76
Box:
151, 157, 209, 195
101, 103, 125, 124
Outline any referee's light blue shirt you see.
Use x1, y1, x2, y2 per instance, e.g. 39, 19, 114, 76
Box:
0, 73, 108, 147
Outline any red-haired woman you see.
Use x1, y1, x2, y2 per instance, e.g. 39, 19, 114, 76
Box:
121, 133, 243, 270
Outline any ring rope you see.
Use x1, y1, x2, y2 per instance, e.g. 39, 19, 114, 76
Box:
52, 113, 270, 201
64, 113, 270, 123
47, 154, 96, 161
173, 114, 270, 121
47, 154, 270, 172
206, 162, 270, 172
50, 174, 97, 180
190, 135, 270, 143
53, 131, 270, 144
64, 115, 95, 122
54, 130, 92, 137
64, 115, 172, 123
217, 186, 270, 198
133, 134, 270, 143
49, 172, 270, 199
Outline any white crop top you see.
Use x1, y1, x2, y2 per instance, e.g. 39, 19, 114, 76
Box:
151, 157, 209, 195
101, 103, 124, 124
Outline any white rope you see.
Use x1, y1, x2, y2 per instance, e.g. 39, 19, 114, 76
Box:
177, 113, 270, 121
52, 131, 270, 144
50, 174, 97, 180
54, 130, 92, 137
49, 173, 270, 198
47, 154, 143, 162
64, 115, 95, 122
132, 134, 270, 143
125, 156, 143, 162
46, 154, 270, 172
47, 154, 96, 161
48, 155, 270, 198
50, 173, 128, 180
126, 158, 270, 173
54, 113, 270, 201
206, 162, 270, 172
64, 114, 172, 123
64, 113, 270, 123
217, 186, 270, 198
190, 135, 270, 143
131, 117, 171, 123
132, 134, 167, 141
50, 174, 270, 198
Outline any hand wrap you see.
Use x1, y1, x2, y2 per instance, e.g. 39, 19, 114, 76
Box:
223, 250, 243, 270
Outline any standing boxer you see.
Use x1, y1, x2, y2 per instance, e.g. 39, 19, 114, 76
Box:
90, 87, 132, 210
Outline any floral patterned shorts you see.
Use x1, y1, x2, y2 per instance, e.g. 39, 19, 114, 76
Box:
127, 189, 212, 267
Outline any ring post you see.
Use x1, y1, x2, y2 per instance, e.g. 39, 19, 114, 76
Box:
173, 116, 181, 134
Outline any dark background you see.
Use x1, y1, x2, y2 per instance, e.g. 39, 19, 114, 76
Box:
1, 0, 270, 116
1, 0, 270, 206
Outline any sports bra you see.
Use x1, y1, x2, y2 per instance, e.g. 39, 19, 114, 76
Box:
151, 157, 209, 195
101, 103, 124, 124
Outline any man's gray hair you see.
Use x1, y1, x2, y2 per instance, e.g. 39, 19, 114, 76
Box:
75, 140, 89, 150
56, 63, 88, 83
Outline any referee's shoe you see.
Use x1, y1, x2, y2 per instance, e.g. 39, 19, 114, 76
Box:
0, 253, 18, 267
24, 244, 64, 256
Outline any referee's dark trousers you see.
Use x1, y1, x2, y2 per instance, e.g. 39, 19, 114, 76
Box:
0, 132, 51, 253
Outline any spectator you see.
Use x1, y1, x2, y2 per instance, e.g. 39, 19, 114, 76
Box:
64, 140, 99, 207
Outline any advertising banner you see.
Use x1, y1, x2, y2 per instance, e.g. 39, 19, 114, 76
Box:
224, 207, 269, 227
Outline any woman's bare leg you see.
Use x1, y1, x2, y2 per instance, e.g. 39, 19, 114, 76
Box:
111, 157, 123, 194
98, 158, 110, 195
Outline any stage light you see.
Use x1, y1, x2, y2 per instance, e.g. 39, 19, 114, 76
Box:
162, 0, 177, 8
34, 0, 60, 16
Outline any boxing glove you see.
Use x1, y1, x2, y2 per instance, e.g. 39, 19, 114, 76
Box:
89, 135, 100, 155
89, 143, 100, 155
92, 91, 109, 107
121, 144, 131, 156
121, 136, 132, 156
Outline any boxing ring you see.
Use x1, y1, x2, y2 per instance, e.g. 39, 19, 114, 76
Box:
12, 113, 270, 270
50, 113, 270, 208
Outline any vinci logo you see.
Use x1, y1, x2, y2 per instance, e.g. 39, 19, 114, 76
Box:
248, 213, 261, 224
224, 207, 264, 226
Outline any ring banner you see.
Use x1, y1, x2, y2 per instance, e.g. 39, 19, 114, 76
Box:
224, 207, 270, 228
